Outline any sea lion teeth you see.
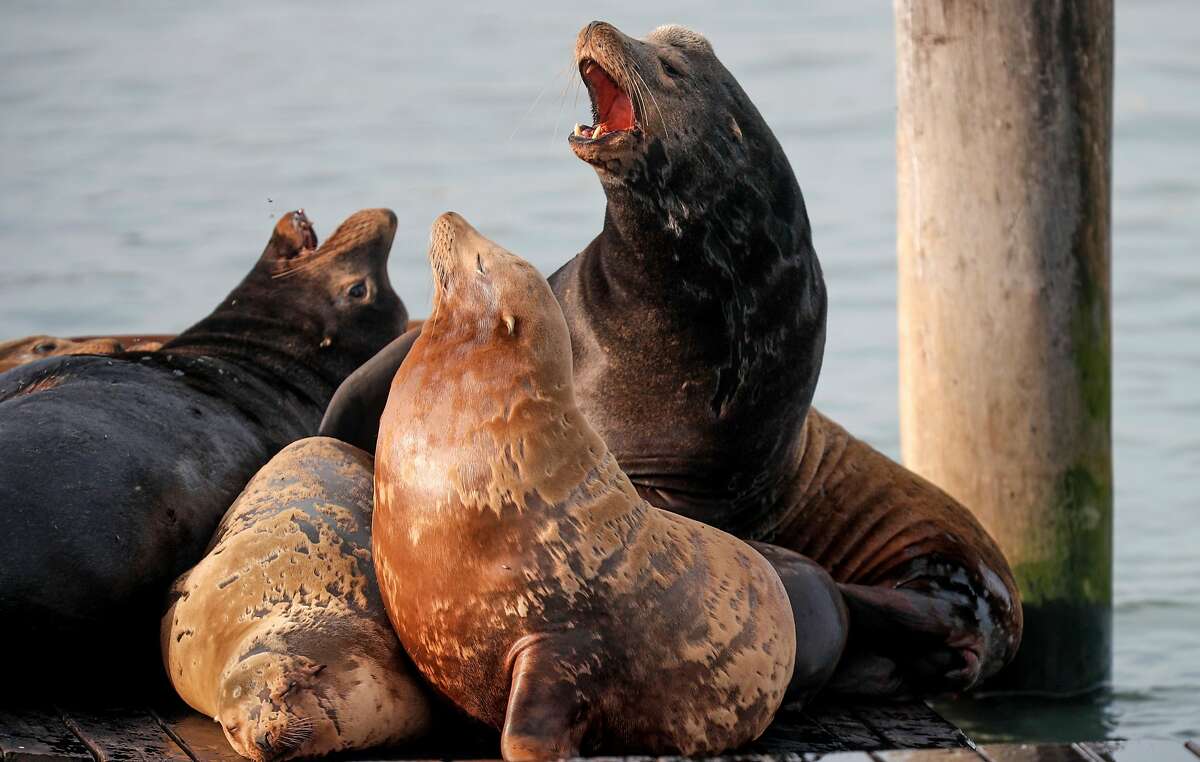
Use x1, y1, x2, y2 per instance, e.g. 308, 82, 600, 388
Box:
574, 123, 585, 137
592, 124, 605, 139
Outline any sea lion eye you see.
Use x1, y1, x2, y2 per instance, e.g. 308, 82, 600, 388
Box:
281, 681, 296, 697
660, 58, 683, 78
347, 281, 367, 299
33, 342, 56, 353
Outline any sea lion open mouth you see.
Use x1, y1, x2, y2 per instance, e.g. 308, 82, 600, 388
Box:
292, 209, 318, 252
571, 58, 640, 143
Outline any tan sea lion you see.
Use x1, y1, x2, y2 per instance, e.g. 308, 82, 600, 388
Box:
0, 334, 177, 373
162, 436, 432, 761
373, 212, 828, 761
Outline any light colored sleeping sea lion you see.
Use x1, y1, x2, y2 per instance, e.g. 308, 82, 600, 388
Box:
373, 212, 827, 761
163, 436, 432, 762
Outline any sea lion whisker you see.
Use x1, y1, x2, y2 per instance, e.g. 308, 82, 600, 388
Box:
517, 59, 575, 144
628, 63, 667, 142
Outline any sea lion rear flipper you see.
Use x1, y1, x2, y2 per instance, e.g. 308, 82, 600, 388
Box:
833, 581, 984, 696
500, 643, 589, 762
319, 327, 421, 453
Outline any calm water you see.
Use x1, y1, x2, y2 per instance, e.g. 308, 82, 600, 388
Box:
1, 1, 1196, 742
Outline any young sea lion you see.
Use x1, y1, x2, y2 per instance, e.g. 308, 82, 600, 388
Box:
0, 334, 172, 373
550, 21, 1021, 695
373, 213, 818, 760
0, 209, 406, 686
163, 437, 432, 762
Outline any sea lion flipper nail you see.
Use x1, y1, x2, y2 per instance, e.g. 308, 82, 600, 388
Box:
319, 326, 422, 454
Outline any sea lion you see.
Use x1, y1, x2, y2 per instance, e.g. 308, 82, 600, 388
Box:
549, 21, 1022, 695
0, 333, 172, 373
163, 437, 432, 762
0, 208, 406, 685
316, 22, 1020, 696
373, 212, 823, 760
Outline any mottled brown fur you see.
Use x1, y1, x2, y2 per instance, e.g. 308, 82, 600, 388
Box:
374, 213, 797, 761
163, 437, 431, 762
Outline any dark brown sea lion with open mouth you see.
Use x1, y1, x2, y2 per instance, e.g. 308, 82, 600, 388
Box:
550, 21, 1022, 697
0, 209, 406, 689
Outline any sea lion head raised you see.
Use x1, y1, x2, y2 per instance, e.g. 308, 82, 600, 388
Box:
260, 209, 407, 370
172, 208, 407, 389
425, 211, 572, 391
569, 21, 803, 238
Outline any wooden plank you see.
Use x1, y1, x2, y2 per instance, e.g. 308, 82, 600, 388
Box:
750, 704, 846, 754
150, 708, 239, 762
60, 708, 189, 762
875, 750, 986, 762
851, 703, 970, 749
1079, 740, 1200, 762
804, 703, 886, 751
0, 709, 93, 761
978, 744, 1088, 762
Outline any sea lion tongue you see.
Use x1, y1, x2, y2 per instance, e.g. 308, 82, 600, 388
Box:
577, 60, 636, 139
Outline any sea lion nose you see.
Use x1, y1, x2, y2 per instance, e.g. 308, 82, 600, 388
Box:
581, 20, 613, 47
253, 731, 273, 753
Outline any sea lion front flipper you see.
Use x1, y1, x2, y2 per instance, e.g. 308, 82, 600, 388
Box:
319, 327, 421, 453
500, 642, 589, 762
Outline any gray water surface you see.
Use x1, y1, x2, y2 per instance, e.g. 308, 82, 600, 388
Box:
1, 1, 1196, 742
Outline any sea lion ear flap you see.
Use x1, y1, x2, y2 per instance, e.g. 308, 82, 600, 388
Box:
502, 314, 517, 337
264, 209, 319, 263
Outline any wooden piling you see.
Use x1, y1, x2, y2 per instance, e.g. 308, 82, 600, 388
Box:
894, 0, 1114, 692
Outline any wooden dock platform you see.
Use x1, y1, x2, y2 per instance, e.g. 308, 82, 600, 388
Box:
1, 699, 1196, 761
